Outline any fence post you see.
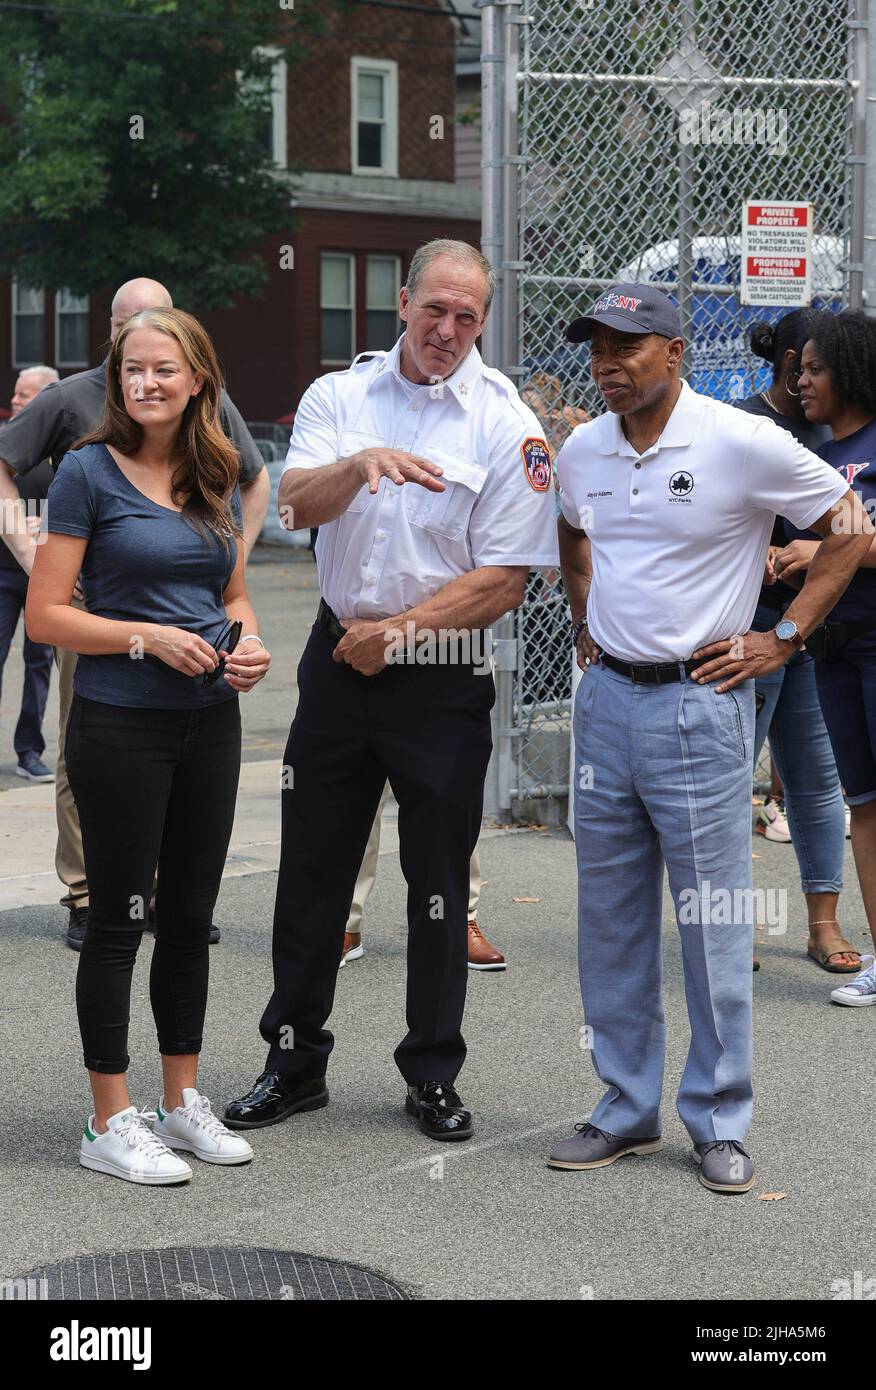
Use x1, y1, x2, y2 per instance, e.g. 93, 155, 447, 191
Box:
677, 1, 697, 378
500, 0, 521, 374
863, 0, 876, 313
849, 0, 868, 310
480, 1, 509, 818
480, 0, 503, 359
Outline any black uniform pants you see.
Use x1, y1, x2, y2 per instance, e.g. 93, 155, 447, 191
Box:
260, 622, 495, 1084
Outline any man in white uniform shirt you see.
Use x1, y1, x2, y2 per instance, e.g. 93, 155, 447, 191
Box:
226, 240, 558, 1141
549, 284, 872, 1192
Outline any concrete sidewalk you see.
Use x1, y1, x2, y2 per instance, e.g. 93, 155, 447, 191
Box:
2, 829, 875, 1302
1, 547, 874, 1300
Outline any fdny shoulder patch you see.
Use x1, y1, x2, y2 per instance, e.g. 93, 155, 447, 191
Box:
521, 436, 552, 492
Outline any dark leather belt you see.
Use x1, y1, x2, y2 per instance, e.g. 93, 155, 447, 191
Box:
601, 652, 698, 684
316, 597, 347, 641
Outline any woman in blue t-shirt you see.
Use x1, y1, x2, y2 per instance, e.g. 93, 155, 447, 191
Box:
773, 310, 876, 1006
735, 312, 852, 975
27, 308, 272, 1183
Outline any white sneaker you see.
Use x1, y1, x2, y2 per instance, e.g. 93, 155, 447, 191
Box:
845, 803, 852, 839
152, 1088, 254, 1165
830, 959, 876, 1007
80, 1106, 192, 1185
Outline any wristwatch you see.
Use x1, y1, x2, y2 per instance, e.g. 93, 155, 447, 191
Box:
774, 618, 805, 652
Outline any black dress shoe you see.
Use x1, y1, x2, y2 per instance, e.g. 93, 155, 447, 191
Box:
405, 1081, 473, 1141
66, 905, 89, 952
224, 1071, 328, 1129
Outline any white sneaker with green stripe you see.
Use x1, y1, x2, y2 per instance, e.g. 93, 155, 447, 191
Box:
152, 1088, 253, 1165
80, 1106, 192, 1185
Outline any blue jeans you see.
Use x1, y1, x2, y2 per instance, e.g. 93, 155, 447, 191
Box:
573, 661, 755, 1142
0, 567, 53, 758
753, 650, 845, 894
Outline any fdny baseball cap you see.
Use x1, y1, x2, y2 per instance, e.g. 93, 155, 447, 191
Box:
565, 283, 682, 343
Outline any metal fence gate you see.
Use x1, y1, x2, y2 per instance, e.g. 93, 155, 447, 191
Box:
480, 0, 871, 821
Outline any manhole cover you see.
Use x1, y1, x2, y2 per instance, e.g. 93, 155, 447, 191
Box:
3, 1247, 408, 1300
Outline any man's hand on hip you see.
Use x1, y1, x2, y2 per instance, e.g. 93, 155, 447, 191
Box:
576, 622, 602, 672
690, 630, 792, 692
333, 617, 398, 676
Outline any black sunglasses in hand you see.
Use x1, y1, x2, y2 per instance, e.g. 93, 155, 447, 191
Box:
203, 619, 242, 687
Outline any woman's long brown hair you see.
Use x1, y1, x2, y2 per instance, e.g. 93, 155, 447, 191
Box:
75, 308, 242, 550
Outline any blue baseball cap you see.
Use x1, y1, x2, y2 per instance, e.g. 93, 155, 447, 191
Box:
565, 283, 682, 342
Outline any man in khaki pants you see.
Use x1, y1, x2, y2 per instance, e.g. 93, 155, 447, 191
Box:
0, 277, 270, 949
340, 782, 505, 970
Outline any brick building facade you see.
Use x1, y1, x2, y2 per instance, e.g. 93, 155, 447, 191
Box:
0, 0, 481, 425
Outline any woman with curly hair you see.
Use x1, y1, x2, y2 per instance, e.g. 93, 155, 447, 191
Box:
773, 310, 876, 1004
734, 311, 855, 974
27, 308, 272, 1182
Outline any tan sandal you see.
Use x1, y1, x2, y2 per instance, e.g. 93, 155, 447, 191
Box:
806, 923, 862, 974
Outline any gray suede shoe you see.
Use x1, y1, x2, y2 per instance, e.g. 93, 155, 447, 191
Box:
547, 1122, 663, 1170
693, 1140, 755, 1193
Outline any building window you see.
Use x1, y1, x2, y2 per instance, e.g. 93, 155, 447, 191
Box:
12, 282, 45, 367
55, 289, 89, 367
366, 255, 401, 350
351, 57, 398, 177
321, 253, 355, 363
240, 47, 287, 169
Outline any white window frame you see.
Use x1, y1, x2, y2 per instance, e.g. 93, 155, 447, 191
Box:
262, 46, 288, 169
240, 46, 288, 169
350, 57, 398, 177
11, 280, 45, 368
54, 288, 89, 368
320, 252, 356, 365
365, 253, 401, 349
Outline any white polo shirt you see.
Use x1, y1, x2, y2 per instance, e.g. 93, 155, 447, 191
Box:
283, 336, 559, 620
555, 380, 849, 664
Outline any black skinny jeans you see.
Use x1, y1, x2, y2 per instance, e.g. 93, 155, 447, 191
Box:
65, 694, 241, 1073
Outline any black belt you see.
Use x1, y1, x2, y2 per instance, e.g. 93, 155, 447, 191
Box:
600, 652, 698, 684
316, 597, 347, 641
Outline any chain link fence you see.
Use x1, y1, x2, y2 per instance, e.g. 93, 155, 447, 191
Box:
481, 0, 867, 820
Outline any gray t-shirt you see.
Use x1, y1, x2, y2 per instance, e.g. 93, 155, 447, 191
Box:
46, 442, 242, 709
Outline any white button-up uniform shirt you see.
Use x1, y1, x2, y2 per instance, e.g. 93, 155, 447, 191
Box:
556, 381, 849, 664
282, 336, 559, 620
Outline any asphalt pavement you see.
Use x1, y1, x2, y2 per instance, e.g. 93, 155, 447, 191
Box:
1, 546, 874, 1301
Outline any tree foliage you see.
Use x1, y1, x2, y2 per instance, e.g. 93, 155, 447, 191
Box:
0, 0, 323, 307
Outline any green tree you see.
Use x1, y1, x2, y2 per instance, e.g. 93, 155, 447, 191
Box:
0, 0, 323, 307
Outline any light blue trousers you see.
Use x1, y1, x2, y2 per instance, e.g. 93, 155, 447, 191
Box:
573, 660, 755, 1143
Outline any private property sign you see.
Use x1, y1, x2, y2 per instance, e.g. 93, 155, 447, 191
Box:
740, 201, 813, 306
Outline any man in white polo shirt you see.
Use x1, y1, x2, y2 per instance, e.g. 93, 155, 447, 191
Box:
225, 239, 558, 1142
548, 283, 872, 1192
